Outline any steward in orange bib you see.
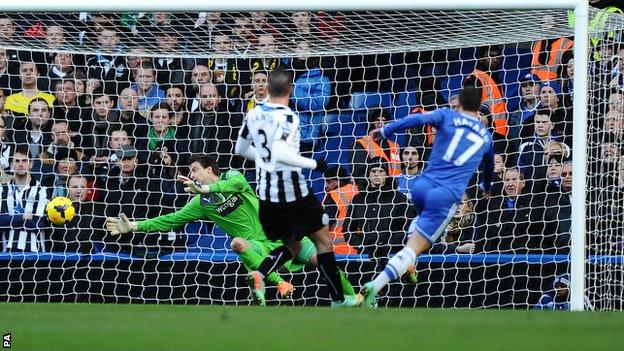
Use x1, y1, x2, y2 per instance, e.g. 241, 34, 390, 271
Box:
465, 45, 509, 137
322, 166, 359, 254
531, 37, 574, 82
351, 108, 402, 186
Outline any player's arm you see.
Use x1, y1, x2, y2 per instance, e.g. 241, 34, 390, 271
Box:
106, 196, 206, 235
272, 116, 325, 171
479, 144, 495, 197
374, 109, 444, 140
234, 119, 257, 161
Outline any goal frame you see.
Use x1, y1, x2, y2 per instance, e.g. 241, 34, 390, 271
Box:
0, 0, 590, 311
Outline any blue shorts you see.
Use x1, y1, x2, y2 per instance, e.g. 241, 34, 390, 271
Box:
407, 177, 459, 244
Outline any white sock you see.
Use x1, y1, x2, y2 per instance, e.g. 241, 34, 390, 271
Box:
371, 247, 417, 293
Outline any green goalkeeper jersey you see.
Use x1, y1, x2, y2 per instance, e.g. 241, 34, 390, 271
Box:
136, 170, 268, 243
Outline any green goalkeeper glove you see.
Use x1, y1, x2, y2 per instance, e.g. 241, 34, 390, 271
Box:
106, 213, 138, 235
177, 175, 211, 194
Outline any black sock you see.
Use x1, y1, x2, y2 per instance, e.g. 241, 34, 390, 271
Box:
257, 246, 292, 277
316, 252, 344, 302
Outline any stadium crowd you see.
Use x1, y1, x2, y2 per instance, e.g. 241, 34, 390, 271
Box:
0, 5, 622, 269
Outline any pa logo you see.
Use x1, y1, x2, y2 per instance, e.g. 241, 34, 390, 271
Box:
3, 332, 10, 348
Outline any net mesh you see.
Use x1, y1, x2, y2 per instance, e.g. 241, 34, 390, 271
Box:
0, 8, 622, 309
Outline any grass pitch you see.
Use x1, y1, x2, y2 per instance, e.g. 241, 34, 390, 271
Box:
0, 303, 622, 351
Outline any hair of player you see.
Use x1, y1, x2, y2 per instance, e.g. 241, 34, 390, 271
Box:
188, 154, 221, 176
458, 85, 482, 112
267, 68, 293, 97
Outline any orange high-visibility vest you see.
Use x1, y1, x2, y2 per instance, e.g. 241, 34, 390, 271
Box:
468, 69, 509, 136
326, 183, 359, 254
356, 136, 402, 176
531, 37, 574, 81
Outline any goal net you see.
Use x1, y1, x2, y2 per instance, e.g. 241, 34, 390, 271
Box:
0, 7, 622, 310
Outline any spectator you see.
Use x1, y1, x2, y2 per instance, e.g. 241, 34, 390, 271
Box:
250, 12, 281, 40
350, 108, 402, 186
430, 194, 478, 254
45, 25, 66, 52
464, 45, 508, 137
85, 27, 129, 95
40, 119, 82, 168
249, 34, 288, 72
145, 103, 190, 167
322, 166, 359, 254
292, 41, 331, 153
45, 53, 77, 89
594, 155, 624, 254
193, 12, 230, 48
232, 14, 254, 55
131, 63, 165, 116
42, 147, 81, 198
538, 160, 573, 253
49, 174, 106, 254
539, 81, 572, 143
289, 12, 323, 41
534, 274, 593, 310
188, 83, 243, 169
396, 146, 421, 202
482, 167, 542, 253
117, 87, 149, 141
530, 17, 573, 81
186, 63, 212, 113
12, 98, 54, 180
0, 48, 20, 93
0, 115, 10, 173
603, 109, 624, 141
165, 85, 189, 126
208, 33, 247, 112
0, 16, 16, 44
518, 109, 569, 180
126, 48, 152, 81
101, 145, 149, 255
562, 58, 575, 107
85, 88, 119, 155
243, 70, 269, 113
90, 128, 134, 177
1, 146, 49, 252
509, 73, 541, 142
152, 29, 187, 86
477, 104, 510, 155
4, 61, 55, 117
608, 89, 624, 115
343, 159, 413, 258
51, 79, 83, 132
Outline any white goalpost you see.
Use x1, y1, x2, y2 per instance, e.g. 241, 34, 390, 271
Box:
3, 0, 623, 311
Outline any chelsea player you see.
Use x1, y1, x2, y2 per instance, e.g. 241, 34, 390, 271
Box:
361, 86, 495, 307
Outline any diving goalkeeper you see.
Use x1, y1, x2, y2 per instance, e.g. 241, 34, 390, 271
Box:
105, 154, 359, 306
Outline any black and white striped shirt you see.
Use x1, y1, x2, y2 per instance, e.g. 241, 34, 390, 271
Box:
0, 179, 49, 252
239, 103, 309, 203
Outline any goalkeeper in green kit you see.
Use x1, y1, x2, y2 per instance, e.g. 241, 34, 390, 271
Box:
106, 154, 360, 306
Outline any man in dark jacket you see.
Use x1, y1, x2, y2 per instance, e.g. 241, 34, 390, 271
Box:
49, 175, 106, 254
482, 167, 543, 253
343, 158, 414, 258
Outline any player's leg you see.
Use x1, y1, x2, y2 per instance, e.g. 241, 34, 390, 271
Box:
232, 238, 293, 297
297, 238, 356, 296
308, 226, 350, 305
361, 184, 457, 307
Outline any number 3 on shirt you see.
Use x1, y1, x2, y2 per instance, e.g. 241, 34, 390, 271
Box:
257, 129, 272, 163
442, 129, 484, 166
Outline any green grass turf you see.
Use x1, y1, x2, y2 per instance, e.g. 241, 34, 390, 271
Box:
0, 303, 623, 351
